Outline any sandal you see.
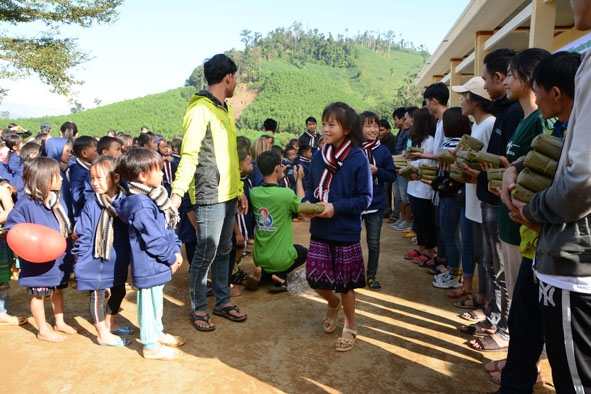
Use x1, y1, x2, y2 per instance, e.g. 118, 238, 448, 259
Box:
417, 258, 437, 268
469, 335, 508, 352
455, 296, 484, 309
412, 254, 431, 264
404, 249, 421, 260
213, 304, 247, 322
322, 296, 342, 333
190, 312, 216, 331
143, 345, 181, 360
458, 322, 496, 337
447, 287, 469, 298
0, 316, 28, 326
335, 327, 357, 352
484, 359, 506, 373
231, 269, 249, 285
158, 333, 185, 347
459, 308, 487, 322
428, 264, 447, 276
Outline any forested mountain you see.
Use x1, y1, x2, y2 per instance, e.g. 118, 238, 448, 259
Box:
7, 23, 427, 143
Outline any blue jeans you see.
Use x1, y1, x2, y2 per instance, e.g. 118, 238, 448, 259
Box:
393, 179, 401, 218
363, 210, 384, 278
439, 197, 474, 274
190, 200, 237, 312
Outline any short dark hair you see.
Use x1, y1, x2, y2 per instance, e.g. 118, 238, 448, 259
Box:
20, 141, 41, 161
359, 111, 380, 128
137, 132, 155, 148
483, 48, 517, 77
508, 48, 551, 87
203, 54, 237, 85
97, 136, 121, 155
321, 102, 362, 146
257, 151, 281, 176
298, 144, 311, 156
533, 51, 581, 99
405, 106, 419, 118
392, 107, 406, 120
442, 107, 472, 138
305, 116, 317, 124
73, 135, 97, 156
465, 91, 495, 115
118, 147, 163, 182
237, 149, 250, 163
236, 135, 251, 152
263, 118, 278, 132
171, 135, 183, 152
423, 82, 449, 106
379, 118, 392, 130
270, 145, 284, 157
2, 132, 23, 151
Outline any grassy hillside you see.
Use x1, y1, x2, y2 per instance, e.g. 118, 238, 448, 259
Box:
6, 46, 425, 142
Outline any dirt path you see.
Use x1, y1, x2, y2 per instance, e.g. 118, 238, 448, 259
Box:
0, 220, 555, 394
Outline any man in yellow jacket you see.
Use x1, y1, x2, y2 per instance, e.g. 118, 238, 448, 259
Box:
171, 54, 248, 331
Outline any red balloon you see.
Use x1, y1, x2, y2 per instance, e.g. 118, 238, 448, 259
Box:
7, 223, 67, 263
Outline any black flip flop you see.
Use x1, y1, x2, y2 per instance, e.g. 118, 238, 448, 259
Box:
213, 305, 247, 322
190, 312, 216, 331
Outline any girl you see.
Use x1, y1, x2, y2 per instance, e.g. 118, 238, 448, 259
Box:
5, 157, 76, 342
72, 156, 132, 346
42, 138, 74, 219
359, 111, 396, 291
404, 108, 438, 263
304, 102, 372, 352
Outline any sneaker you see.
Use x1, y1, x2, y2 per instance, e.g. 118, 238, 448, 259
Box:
393, 221, 411, 231
367, 277, 382, 291
432, 274, 462, 289
390, 219, 403, 227
434, 271, 451, 283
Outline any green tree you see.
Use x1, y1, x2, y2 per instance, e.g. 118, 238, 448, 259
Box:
0, 0, 122, 102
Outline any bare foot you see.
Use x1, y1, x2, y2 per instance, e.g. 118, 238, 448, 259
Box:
54, 323, 77, 335
230, 285, 241, 297
97, 332, 122, 345
37, 330, 66, 343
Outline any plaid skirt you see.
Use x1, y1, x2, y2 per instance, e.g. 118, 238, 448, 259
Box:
306, 237, 366, 293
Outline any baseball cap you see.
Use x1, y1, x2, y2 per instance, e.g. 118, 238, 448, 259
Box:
40, 123, 51, 132
451, 76, 491, 101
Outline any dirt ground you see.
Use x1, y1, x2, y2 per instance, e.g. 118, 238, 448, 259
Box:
0, 219, 556, 394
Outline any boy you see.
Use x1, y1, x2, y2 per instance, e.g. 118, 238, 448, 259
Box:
70, 136, 99, 220
116, 147, 184, 360
298, 116, 321, 152
245, 151, 307, 293
496, 50, 582, 394
97, 136, 123, 158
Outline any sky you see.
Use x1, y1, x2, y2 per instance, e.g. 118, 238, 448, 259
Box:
0, 0, 471, 119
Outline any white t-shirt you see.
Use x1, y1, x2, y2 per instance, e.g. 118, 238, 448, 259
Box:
433, 119, 444, 156
465, 115, 495, 223
407, 136, 436, 200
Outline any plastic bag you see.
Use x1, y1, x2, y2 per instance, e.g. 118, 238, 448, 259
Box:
287, 265, 313, 295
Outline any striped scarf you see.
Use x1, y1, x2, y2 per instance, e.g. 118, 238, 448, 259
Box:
25, 187, 71, 238
314, 139, 353, 202
304, 130, 317, 148
93, 187, 125, 261
362, 138, 380, 184
298, 155, 311, 164
127, 182, 179, 229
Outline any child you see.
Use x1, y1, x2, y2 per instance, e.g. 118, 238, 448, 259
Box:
42, 138, 74, 220
0, 179, 27, 326
72, 156, 132, 347
4, 133, 24, 177
303, 102, 372, 351
157, 137, 174, 196
117, 133, 133, 154
137, 132, 157, 151
70, 136, 99, 220
97, 136, 123, 158
233, 150, 254, 289
116, 148, 184, 360
6, 157, 77, 342
247, 151, 307, 293
359, 111, 397, 291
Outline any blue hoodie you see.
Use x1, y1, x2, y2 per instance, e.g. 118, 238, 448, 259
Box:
304, 146, 372, 243
6, 197, 74, 288
366, 144, 397, 211
115, 194, 181, 289
43, 138, 74, 220
72, 194, 131, 290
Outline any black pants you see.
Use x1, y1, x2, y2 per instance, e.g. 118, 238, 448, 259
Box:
539, 279, 591, 394
412, 196, 437, 249
499, 258, 544, 393
262, 244, 308, 282
89, 284, 125, 324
